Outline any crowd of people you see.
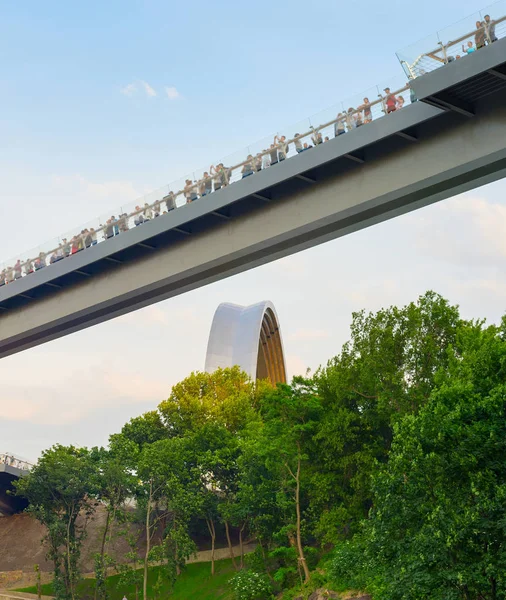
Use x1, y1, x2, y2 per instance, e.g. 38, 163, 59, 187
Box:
415, 14, 499, 71
0, 86, 410, 286
0, 13, 502, 288
0, 453, 31, 471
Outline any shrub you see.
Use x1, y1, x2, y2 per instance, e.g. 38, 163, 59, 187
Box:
231, 569, 274, 600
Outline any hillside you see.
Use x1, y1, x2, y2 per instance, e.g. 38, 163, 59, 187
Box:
0, 507, 135, 572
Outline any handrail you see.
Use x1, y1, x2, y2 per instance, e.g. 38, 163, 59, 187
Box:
406, 14, 506, 75
0, 453, 32, 471
2, 7, 506, 283
0, 84, 409, 280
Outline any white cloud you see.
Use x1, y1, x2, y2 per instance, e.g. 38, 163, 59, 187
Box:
120, 83, 137, 96
413, 195, 506, 267
0, 362, 168, 426
121, 80, 158, 98
165, 86, 181, 100
140, 80, 157, 97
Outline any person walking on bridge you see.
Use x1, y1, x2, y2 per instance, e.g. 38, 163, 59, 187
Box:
484, 14, 497, 43
475, 20, 486, 49
384, 88, 397, 114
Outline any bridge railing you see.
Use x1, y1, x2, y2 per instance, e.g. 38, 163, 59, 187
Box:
0, 71, 412, 285
397, 0, 506, 78
0, 453, 32, 472
2, 4, 506, 289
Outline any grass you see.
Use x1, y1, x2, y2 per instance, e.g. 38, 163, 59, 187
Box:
16, 558, 235, 599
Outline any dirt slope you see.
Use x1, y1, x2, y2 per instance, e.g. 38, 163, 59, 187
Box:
0, 507, 137, 572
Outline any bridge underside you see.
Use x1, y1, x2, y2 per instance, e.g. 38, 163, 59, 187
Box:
0, 473, 27, 516
1, 39, 506, 358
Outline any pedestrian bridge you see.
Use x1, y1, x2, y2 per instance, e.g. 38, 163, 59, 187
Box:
0, 455, 30, 516
1, 33, 506, 358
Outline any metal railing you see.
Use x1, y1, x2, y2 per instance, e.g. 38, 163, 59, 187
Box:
2, 1, 505, 288
0, 453, 32, 472
0, 72, 412, 286
397, 0, 506, 78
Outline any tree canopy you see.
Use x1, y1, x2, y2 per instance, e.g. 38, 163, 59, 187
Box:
16, 292, 506, 600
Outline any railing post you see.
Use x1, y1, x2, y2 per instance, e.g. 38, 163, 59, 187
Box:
438, 41, 448, 64
401, 60, 416, 80
376, 86, 386, 115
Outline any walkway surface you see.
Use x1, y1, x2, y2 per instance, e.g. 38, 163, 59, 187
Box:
0, 592, 53, 600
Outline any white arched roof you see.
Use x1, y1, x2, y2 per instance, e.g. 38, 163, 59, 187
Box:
205, 301, 287, 385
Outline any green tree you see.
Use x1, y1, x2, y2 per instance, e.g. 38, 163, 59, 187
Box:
260, 378, 323, 583
117, 532, 143, 600
336, 319, 506, 599
92, 447, 135, 600
158, 366, 262, 436
109, 411, 167, 460
15, 445, 98, 600
311, 291, 462, 541
157, 367, 267, 575
135, 436, 203, 597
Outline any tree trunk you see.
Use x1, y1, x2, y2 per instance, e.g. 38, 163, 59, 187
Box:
295, 442, 310, 582
491, 577, 497, 600
66, 509, 76, 600
206, 518, 216, 575
239, 523, 246, 569
95, 509, 111, 600
174, 518, 180, 576
224, 521, 238, 570
144, 481, 153, 600
258, 539, 274, 583
35, 565, 42, 600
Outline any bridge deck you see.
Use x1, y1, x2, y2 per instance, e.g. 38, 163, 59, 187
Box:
1, 39, 506, 358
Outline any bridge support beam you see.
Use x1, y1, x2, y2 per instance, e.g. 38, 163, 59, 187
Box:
1, 94, 506, 358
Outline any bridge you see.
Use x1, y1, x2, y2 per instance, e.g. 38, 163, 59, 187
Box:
0, 455, 30, 516
1, 15, 506, 358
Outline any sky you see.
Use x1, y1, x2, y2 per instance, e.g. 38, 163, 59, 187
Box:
1, 0, 505, 462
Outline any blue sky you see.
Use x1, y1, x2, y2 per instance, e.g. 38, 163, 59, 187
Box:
1, 0, 493, 198
1, 0, 506, 460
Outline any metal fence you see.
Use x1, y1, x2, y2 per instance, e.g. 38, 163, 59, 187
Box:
2, 2, 505, 287
0, 72, 411, 285
0, 453, 32, 471
397, 0, 506, 78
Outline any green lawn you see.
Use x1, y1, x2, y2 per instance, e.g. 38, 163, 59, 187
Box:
16, 558, 235, 599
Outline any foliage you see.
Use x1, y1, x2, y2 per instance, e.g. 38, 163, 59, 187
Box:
18, 292, 506, 600
331, 318, 506, 599
92, 447, 136, 600
14, 445, 99, 600
230, 569, 274, 600
158, 366, 262, 436
310, 291, 462, 540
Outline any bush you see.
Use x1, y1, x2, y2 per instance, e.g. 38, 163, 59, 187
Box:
231, 569, 274, 600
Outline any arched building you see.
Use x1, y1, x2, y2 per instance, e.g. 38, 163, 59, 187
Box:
205, 301, 287, 385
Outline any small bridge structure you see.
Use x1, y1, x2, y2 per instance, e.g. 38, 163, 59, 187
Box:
0, 454, 31, 516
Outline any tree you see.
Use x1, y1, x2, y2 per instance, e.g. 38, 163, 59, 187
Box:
260, 378, 323, 583
311, 291, 462, 541
158, 367, 262, 436
157, 367, 267, 575
192, 422, 242, 571
92, 447, 135, 600
338, 319, 506, 599
109, 411, 167, 459
15, 445, 98, 600
136, 436, 202, 597
117, 532, 143, 600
